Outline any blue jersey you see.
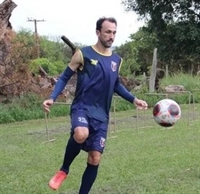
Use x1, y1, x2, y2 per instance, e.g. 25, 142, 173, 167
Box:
70, 46, 122, 122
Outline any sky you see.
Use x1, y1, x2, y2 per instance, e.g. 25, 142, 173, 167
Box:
9, 0, 144, 46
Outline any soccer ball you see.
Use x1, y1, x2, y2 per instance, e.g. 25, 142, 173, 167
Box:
153, 99, 181, 127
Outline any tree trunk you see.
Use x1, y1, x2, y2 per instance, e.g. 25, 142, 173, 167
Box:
0, 0, 17, 39
0, 0, 17, 64
0, 0, 17, 102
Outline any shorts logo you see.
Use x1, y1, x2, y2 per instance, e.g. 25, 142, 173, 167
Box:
100, 137, 106, 148
78, 117, 88, 124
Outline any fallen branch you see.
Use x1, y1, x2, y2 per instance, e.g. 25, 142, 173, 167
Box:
0, 80, 19, 88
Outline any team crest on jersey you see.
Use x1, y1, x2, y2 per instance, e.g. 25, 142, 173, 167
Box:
100, 137, 106, 148
111, 61, 117, 72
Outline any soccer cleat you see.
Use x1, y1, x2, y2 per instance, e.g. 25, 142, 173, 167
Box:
48, 170, 67, 190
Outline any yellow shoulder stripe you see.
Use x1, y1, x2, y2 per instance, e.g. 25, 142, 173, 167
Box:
77, 49, 84, 70
119, 58, 123, 72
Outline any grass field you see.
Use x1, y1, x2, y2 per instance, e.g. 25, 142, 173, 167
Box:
0, 107, 200, 194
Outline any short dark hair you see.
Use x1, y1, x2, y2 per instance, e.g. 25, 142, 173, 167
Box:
96, 17, 117, 31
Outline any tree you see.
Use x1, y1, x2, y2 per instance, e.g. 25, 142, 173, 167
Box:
115, 28, 156, 76
11, 29, 76, 75
29, 58, 66, 76
122, 0, 200, 73
114, 41, 138, 76
0, 0, 17, 66
40, 36, 70, 63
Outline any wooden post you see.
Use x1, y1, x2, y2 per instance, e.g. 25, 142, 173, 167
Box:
149, 48, 157, 92
27, 18, 45, 58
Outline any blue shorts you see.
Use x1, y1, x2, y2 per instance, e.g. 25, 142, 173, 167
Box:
70, 110, 108, 153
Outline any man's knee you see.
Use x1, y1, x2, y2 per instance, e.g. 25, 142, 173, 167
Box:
73, 127, 89, 143
88, 151, 101, 165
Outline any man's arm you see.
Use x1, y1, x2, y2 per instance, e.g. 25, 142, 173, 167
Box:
114, 77, 136, 103
114, 57, 148, 109
43, 50, 83, 112
49, 50, 83, 101
114, 77, 148, 109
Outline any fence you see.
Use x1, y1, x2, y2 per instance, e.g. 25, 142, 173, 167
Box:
43, 91, 200, 142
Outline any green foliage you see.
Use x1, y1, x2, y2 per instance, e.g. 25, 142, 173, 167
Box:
0, 94, 70, 124
29, 58, 65, 75
12, 28, 37, 62
115, 28, 156, 76
1, 72, 200, 124
122, 0, 200, 26
161, 73, 200, 92
0, 111, 15, 124
53, 60, 67, 74
111, 97, 133, 112
129, 29, 157, 74
14, 29, 73, 76
39, 36, 70, 63
115, 42, 139, 76
133, 73, 200, 107
122, 0, 200, 73
160, 73, 200, 103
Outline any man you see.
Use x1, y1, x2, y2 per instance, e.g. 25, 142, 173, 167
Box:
43, 17, 148, 194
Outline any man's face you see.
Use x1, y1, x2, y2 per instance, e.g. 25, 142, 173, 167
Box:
96, 21, 117, 48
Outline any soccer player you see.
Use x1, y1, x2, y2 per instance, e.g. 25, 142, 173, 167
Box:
43, 17, 148, 194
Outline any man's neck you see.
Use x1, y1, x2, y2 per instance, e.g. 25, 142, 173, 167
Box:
92, 43, 112, 56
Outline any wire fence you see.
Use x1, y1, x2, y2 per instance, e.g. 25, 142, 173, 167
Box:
43, 92, 200, 142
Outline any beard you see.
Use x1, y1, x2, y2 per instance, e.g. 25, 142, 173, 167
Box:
99, 38, 113, 48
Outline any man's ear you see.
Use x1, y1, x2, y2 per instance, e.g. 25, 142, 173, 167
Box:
96, 30, 100, 37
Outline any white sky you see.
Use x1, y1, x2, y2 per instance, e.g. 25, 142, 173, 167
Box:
9, 0, 144, 46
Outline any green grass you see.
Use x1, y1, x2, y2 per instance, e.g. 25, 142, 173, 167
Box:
161, 73, 200, 94
1, 72, 200, 125
0, 108, 200, 194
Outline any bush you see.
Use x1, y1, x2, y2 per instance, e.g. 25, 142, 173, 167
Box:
0, 111, 16, 124
0, 73, 199, 124
0, 93, 70, 124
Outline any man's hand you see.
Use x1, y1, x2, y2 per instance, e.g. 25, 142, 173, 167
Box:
43, 99, 54, 112
134, 98, 148, 110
